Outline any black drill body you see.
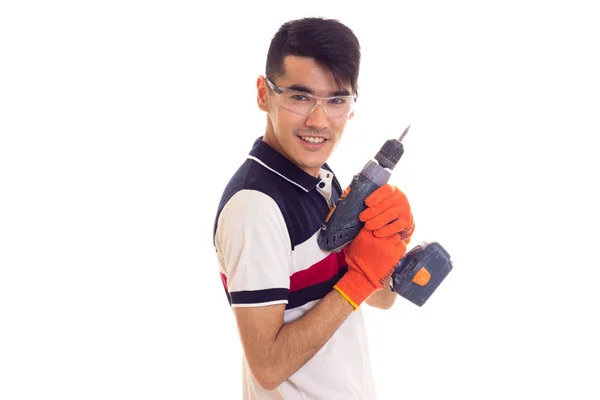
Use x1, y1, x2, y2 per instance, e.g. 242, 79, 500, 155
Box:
317, 127, 452, 307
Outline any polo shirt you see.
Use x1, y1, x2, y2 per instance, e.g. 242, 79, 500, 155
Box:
213, 137, 376, 400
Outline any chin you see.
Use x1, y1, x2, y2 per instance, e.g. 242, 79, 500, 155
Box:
299, 157, 327, 171
289, 139, 333, 171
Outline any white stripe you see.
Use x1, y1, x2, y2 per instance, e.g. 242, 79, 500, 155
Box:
291, 229, 333, 274
247, 155, 309, 193
216, 190, 292, 293
231, 300, 288, 308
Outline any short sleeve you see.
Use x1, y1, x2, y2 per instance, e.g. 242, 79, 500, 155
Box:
215, 189, 292, 307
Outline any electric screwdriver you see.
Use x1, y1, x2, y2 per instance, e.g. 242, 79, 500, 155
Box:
318, 126, 453, 307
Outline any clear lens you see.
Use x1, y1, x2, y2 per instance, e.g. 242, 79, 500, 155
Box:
278, 89, 354, 118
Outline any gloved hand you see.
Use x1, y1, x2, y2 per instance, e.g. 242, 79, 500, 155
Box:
334, 184, 414, 310
358, 184, 415, 243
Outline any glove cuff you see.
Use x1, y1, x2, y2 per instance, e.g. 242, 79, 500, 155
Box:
334, 268, 376, 311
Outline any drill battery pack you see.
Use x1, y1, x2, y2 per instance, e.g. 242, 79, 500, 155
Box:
392, 241, 453, 307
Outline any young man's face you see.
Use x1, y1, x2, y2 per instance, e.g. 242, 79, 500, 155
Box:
257, 55, 355, 177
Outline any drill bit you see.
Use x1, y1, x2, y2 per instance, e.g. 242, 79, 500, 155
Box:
399, 125, 411, 142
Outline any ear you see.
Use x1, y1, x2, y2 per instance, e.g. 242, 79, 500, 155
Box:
257, 76, 269, 112
348, 83, 359, 120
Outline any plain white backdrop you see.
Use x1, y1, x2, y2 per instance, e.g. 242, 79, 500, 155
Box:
1, 1, 599, 399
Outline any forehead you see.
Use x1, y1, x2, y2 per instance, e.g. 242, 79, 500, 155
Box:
278, 55, 351, 95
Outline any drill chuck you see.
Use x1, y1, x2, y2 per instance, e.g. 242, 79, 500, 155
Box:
374, 124, 409, 170
375, 139, 404, 170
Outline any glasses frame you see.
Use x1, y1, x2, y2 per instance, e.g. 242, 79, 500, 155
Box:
266, 78, 358, 119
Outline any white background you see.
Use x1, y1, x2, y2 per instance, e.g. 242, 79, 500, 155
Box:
1, 1, 599, 399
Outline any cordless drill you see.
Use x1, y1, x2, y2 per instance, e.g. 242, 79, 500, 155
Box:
318, 126, 453, 307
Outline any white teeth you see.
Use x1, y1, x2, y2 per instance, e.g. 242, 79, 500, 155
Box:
301, 136, 325, 144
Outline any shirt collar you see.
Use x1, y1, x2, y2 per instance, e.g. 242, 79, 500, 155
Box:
247, 137, 330, 192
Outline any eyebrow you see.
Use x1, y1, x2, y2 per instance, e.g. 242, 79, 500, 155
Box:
286, 84, 351, 97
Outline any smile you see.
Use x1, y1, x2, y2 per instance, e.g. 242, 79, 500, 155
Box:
299, 136, 326, 144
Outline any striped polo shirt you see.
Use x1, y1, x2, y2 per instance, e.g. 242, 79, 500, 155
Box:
213, 137, 376, 400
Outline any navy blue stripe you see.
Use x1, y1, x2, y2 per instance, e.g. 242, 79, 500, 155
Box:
286, 267, 348, 310
230, 288, 288, 305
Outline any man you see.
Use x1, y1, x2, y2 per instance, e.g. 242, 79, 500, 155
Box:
213, 17, 414, 399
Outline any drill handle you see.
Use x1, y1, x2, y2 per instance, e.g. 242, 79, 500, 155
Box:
317, 173, 381, 252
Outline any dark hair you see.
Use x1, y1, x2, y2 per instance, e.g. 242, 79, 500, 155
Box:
265, 17, 361, 93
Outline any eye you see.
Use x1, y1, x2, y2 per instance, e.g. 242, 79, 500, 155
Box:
290, 94, 310, 101
328, 97, 346, 105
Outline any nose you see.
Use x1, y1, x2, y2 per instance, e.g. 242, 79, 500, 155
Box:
305, 102, 329, 130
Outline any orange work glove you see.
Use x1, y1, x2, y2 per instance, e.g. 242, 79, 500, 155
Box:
358, 184, 415, 243
333, 184, 415, 310
334, 230, 407, 310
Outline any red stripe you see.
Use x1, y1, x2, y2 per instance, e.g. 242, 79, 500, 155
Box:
289, 251, 347, 292
221, 272, 228, 291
